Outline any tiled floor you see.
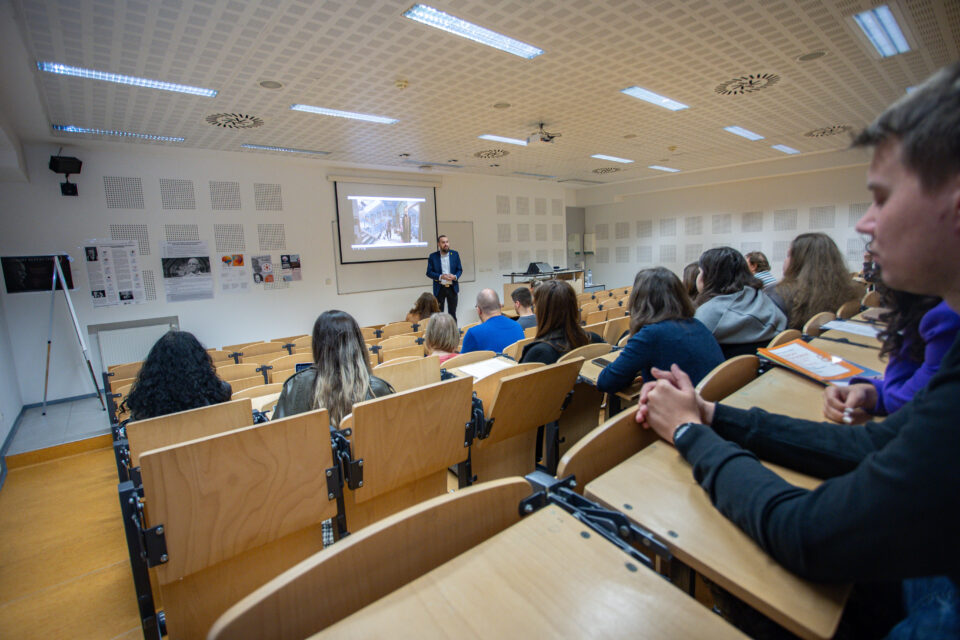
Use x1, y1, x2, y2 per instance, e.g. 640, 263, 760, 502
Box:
7, 396, 112, 455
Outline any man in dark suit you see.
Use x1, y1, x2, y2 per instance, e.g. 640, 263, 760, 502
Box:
426, 234, 463, 321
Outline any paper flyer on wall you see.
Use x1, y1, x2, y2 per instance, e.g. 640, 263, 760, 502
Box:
161, 241, 214, 302
280, 254, 301, 281
219, 253, 249, 293
83, 240, 146, 307
251, 255, 273, 284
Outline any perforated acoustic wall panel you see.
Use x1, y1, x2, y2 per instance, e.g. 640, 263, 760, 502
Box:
774, 209, 798, 231
159, 178, 196, 210
258, 224, 286, 250
496, 196, 510, 215
104, 177, 144, 209
809, 205, 836, 229
849, 203, 869, 226
164, 224, 200, 242
254, 183, 282, 211
535, 198, 546, 216
742, 212, 763, 233
517, 224, 530, 242
552, 199, 563, 217
110, 223, 150, 255
516, 197, 529, 216
214, 224, 246, 252
142, 270, 157, 301
210, 181, 242, 210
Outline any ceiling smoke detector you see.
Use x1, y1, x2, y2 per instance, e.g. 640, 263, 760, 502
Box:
592, 167, 621, 174
205, 113, 264, 129
474, 149, 508, 159
804, 124, 853, 137
714, 73, 780, 96
258, 80, 284, 90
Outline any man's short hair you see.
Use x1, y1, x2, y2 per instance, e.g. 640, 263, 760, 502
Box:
852, 61, 960, 192
511, 287, 533, 308
745, 251, 770, 272
437, 234, 447, 242
476, 288, 501, 313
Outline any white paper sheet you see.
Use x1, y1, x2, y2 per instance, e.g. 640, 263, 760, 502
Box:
768, 343, 850, 378
83, 240, 146, 307
820, 320, 882, 338
455, 357, 516, 381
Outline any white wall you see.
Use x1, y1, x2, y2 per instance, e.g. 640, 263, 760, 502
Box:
0, 142, 565, 403
0, 290, 23, 446
580, 164, 872, 288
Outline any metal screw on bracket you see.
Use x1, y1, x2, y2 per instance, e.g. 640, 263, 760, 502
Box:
523, 503, 533, 514
618, 525, 629, 538
326, 469, 332, 477
358, 481, 363, 487
160, 554, 168, 563
569, 479, 577, 488
328, 492, 334, 500
358, 460, 363, 467
156, 526, 164, 535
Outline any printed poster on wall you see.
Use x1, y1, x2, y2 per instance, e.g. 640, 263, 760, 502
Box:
219, 253, 249, 293
161, 241, 214, 302
251, 255, 273, 284
83, 240, 145, 307
280, 254, 302, 281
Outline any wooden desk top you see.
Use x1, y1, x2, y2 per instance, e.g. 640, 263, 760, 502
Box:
809, 337, 886, 374
446, 355, 517, 380
818, 328, 882, 349
585, 443, 849, 640
578, 350, 643, 402
316, 504, 746, 639
721, 368, 826, 421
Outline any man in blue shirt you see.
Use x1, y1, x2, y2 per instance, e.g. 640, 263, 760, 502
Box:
462, 289, 524, 354
426, 234, 463, 321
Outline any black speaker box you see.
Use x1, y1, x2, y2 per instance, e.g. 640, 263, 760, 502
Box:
49, 155, 82, 175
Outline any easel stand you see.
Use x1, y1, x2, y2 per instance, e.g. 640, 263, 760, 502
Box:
41, 255, 105, 415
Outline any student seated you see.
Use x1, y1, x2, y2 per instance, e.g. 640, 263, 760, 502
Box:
744, 250, 777, 288
520, 280, 604, 365
423, 313, 460, 365
510, 286, 537, 330
693, 246, 786, 358
635, 62, 960, 637
823, 289, 960, 422
273, 310, 394, 423
767, 233, 861, 329
597, 267, 723, 393
461, 289, 524, 354
682, 262, 700, 301
123, 330, 231, 420
405, 292, 439, 324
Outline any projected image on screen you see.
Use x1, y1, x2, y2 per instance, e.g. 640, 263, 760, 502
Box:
349, 196, 428, 249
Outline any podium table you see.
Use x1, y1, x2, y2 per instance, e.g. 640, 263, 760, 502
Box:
503, 268, 585, 299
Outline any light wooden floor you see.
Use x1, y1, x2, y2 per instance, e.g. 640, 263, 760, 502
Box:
0, 440, 142, 639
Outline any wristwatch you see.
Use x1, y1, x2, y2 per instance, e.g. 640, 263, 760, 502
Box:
672, 422, 698, 446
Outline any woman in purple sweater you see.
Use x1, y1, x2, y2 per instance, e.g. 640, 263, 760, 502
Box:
823, 291, 960, 423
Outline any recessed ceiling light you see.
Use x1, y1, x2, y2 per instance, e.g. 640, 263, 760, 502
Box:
38, 62, 217, 97
258, 80, 284, 90
795, 50, 827, 62
493, 102, 512, 109
648, 165, 679, 173
478, 134, 527, 146
241, 144, 329, 155
513, 171, 556, 179
52, 124, 184, 142
403, 4, 543, 59
852, 5, 910, 58
621, 86, 689, 111
771, 144, 800, 155
591, 154, 633, 164
290, 104, 398, 124
724, 126, 765, 141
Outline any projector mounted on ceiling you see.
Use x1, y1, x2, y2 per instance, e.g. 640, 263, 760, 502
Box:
526, 122, 561, 147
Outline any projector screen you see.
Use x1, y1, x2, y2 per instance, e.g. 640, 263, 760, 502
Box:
334, 181, 438, 264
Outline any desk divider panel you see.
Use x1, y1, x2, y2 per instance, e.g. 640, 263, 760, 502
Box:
126, 398, 253, 467
373, 354, 441, 392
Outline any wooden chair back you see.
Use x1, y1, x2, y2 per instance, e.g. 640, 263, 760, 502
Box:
108, 375, 135, 393
339, 376, 474, 531
503, 338, 535, 362
367, 352, 379, 368
380, 321, 416, 338
523, 325, 537, 338
472, 362, 542, 410
472, 358, 583, 481
559, 342, 611, 363
584, 309, 608, 325
239, 342, 286, 362
618, 333, 630, 347
377, 355, 420, 366
379, 335, 419, 350
582, 321, 606, 337
231, 383, 284, 400
126, 398, 253, 466
836, 299, 861, 319
207, 478, 531, 640
802, 311, 836, 337
443, 350, 496, 368
695, 355, 760, 403
291, 336, 312, 348
373, 355, 441, 392
208, 350, 234, 364
576, 292, 596, 305
861, 289, 882, 308
139, 409, 336, 640
767, 329, 801, 348
216, 363, 262, 381
459, 321, 480, 335
267, 353, 312, 370
579, 302, 600, 317
107, 361, 143, 380
360, 326, 379, 341
557, 406, 657, 493
380, 344, 424, 363
603, 316, 631, 345
223, 341, 262, 353
231, 375, 268, 393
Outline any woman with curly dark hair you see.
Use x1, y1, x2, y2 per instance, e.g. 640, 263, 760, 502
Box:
122, 331, 232, 420
405, 292, 440, 324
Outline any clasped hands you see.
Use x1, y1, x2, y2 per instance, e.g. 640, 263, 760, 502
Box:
823, 383, 877, 424
635, 364, 716, 444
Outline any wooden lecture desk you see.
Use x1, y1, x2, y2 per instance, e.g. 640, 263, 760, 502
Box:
585, 442, 850, 640
315, 504, 747, 639
720, 367, 826, 422
578, 350, 643, 415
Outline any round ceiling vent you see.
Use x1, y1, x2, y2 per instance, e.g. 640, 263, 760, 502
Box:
796, 50, 827, 62
474, 149, 509, 159
592, 167, 621, 174
804, 124, 852, 138
714, 73, 780, 96
205, 113, 264, 129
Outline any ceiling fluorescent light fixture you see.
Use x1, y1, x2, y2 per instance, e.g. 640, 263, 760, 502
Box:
853, 5, 910, 58
38, 62, 217, 97
771, 144, 800, 155
53, 124, 184, 142
401, 159, 463, 168
591, 154, 633, 164
241, 144, 329, 155
724, 126, 764, 141
290, 104, 398, 124
403, 4, 543, 59
620, 86, 688, 111
512, 171, 556, 179
648, 165, 679, 173
479, 134, 527, 146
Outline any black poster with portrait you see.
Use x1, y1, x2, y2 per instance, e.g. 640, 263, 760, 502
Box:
1, 255, 74, 293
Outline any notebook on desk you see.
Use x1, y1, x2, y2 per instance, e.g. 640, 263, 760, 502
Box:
758, 338, 881, 386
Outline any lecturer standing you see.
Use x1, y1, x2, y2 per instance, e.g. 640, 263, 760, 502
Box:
426, 234, 462, 321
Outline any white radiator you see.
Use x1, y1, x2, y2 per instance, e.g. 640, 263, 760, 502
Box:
98, 323, 175, 368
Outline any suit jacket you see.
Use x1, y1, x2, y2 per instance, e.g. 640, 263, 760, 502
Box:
426, 250, 463, 297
